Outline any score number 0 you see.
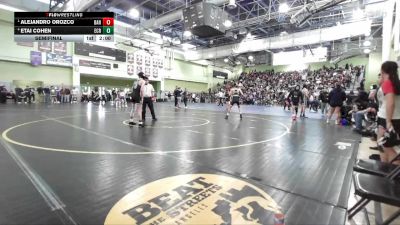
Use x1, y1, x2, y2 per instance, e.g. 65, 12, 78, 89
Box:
102, 18, 114, 26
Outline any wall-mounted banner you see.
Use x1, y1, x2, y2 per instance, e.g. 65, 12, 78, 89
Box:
46, 53, 72, 67
152, 57, 158, 67
145, 55, 151, 66
30, 51, 42, 66
133, 50, 165, 79
79, 59, 111, 69
38, 42, 52, 53
144, 67, 151, 77
135, 54, 143, 65
136, 66, 143, 74
127, 64, 134, 76
127, 53, 134, 64
105, 174, 283, 225
53, 42, 67, 55
152, 67, 158, 78
213, 70, 228, 79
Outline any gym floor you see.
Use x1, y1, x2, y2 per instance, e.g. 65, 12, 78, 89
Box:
0, 102, 360, 225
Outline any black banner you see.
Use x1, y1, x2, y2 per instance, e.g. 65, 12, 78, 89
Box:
14, 12, 114, 18
14, 26, 109, 35
79, 60, 111, 69
213, 70, 228, 79
75, 43, 126, 62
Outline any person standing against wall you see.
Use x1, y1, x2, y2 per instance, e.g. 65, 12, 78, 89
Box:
71, 87, 78, 103
65, 87, 71, 103
182, 88, 189, 109
174, 86, 182, 108
377, 61, 400, 164
43, 86, 50, 104
141, 76, 157, 124
24, 86, 33, 104
60, 87, 65, 103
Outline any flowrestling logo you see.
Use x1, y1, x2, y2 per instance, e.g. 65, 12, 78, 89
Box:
105, 174, 283, 225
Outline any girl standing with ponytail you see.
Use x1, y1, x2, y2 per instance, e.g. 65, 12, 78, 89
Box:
378, 61, 400, 164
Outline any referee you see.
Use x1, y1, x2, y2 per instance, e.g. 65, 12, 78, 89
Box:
141, 76, 157, 123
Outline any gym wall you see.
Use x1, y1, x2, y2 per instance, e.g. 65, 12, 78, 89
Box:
80, 75, 134, 88
164, 79, 208, 92
0, 15, 74, 87
244, 55, 369, 72
0, 60, 72, 87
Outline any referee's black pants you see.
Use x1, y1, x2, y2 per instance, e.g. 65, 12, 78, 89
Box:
183, 97, 188, 107
142, 97, 156, 120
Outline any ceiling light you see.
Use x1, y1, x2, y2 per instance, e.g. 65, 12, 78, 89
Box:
208, 53, 214, 58
279, 3, 290, 13
224, 58, 229, 63
363, 49, 371, 54
248, 55, 254, 60
183, 30, 192, 37
353, 8, 364, 19
128, 8, 140, 19
223, 20, 232, 28
363, 40, 371, 47
228, 0, 237, 9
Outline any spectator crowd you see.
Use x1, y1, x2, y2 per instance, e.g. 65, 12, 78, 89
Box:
215, 64, 365, 106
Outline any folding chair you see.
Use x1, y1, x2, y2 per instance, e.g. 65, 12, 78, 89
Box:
353, 159, 399, 177
348, 163, 400, 225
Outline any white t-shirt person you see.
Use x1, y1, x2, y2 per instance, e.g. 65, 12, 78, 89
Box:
141, 82, 155, 98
